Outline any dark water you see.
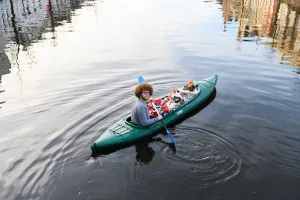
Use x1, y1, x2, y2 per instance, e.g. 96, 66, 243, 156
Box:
0, 0, 300, 199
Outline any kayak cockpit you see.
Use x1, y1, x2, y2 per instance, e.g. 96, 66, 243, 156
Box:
125, 117, 146, 127
125, 117, 157, 128
125, 117, 138, 126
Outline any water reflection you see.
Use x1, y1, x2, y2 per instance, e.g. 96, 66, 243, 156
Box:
135, 138, 170, 165
135, 139, 156, 165
0, 52, 10, 83
222, 0, 300, 67
91, 137, 172, 166
0, 19, 10, 108
0, 0, 88, 67
0, 0, 89, 108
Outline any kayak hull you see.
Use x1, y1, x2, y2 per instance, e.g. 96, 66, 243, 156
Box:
91, 75, 218, 154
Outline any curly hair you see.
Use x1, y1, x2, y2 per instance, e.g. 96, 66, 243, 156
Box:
135, 83, 154, 98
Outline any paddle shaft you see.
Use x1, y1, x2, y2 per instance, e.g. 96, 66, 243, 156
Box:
151, 102, 168, 129
151, 102, 177, 149
151, 102, 161, 118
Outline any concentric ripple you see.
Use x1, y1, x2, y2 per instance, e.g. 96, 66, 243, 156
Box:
162, 127, 241, 187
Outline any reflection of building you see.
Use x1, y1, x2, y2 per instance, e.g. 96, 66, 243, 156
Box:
235, 0, 280, 40
222, 0, 300, 67
0, 0, 86, 53
264, 2, 300, 67
0, 0, 87, 79
0, 0, 88, 66
222, 0, 241, 23
0, 0, 87, 107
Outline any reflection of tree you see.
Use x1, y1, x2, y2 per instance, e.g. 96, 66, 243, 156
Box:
0, 52, 10, 108
47, 0, 57, 46
0, 52, 11, 83
0, 2, 13, 84
0, 3, 11, 109
7, 0, 21, 67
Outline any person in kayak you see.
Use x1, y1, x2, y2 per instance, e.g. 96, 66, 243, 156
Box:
131, 83, 163, 126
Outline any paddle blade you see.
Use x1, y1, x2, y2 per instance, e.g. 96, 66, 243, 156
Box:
166, 130, 177, 150
138, 76, 145, 83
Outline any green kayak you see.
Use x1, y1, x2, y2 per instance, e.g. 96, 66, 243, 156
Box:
91, 75, 218, 154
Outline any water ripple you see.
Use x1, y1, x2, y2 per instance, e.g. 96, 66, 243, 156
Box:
162, 127, 241, 187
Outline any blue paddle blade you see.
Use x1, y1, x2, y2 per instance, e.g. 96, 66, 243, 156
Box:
160, 119, 177, 151
166, 130, 177, 150
138, 76, 145, 83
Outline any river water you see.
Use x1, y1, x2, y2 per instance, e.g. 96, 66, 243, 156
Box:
0, 0, 299, 199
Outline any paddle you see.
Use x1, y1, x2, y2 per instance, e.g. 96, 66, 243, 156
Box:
138, 76, 145, 83
138, 76, 177, 150
151, 102, 177, 150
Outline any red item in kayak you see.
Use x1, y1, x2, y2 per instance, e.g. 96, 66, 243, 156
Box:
164, 97, 170, 102
147, 104, 154, 110
153, 98, 162, 105
161, 105, 170, 113
150, 110, 158, 118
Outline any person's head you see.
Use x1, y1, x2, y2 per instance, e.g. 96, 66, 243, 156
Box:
135, 83, 154, 101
